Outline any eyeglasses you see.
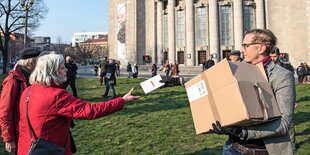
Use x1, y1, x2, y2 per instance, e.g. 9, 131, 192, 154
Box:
241, 43, 260, 49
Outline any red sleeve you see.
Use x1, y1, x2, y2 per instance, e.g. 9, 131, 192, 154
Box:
55, 90, 124, 119
0, 78, 19, 142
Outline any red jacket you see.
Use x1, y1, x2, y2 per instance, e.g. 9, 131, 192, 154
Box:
18, 84, 124, 155
0, 66, 28, 142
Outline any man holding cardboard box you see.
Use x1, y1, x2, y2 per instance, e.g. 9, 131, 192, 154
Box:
211, 29, 296, 155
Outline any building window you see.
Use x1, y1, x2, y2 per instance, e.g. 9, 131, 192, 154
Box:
196, 7, 207, 47
219, 5, 232, 45
163, 14, 168, 49
243, 4, 255, 32
176, 10, 185, 47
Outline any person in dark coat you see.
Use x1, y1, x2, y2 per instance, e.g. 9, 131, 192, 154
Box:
132, 64, 138, 78
63, 56, 78, 98
103, 59, 117, 99
296, 63, 306, 84
270, 47, 294, 73
99, 57, 108, 86
151, 64, 157, 77
127, 62, 132, 78
204, 54, 215, 70
227, 50, 243, 62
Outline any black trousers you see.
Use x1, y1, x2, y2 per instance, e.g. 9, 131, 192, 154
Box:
63, 78, 78, 97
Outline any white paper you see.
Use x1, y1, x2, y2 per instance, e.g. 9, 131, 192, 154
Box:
186, 80, 208, 102
140, 75, 165, 94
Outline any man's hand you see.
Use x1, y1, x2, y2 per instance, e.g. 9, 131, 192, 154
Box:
122, 88, 140, 102
211, 121, 247, 139
5, 141, 16, 153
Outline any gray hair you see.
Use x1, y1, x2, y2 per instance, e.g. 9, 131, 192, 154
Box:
29, 52, 65, 86
14, 58, 36, 68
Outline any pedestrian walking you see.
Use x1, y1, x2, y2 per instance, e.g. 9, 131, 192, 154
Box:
127, 62, 132, 78
99, 57, 108, 86
63, 56, 78, 98
103, 59, 117, 99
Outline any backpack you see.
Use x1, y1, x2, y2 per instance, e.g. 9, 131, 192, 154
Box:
296, 66, 304, 76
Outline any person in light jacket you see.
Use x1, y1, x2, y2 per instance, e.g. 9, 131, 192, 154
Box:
17, 52, 140, 155
211, 29, 295, 155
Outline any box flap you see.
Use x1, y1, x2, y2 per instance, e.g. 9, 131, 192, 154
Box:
238, 81, 281, 121
229, 61, 267, 83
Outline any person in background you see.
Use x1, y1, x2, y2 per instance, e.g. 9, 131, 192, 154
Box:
17, 52, 139, 155
204, 54, 215, 70
170, 61, 179, 77
212, 29, 295, 155
103, 59, 117, 99
99, 57, 108, 86
270, 47, 294, 73
296, 63, 306, 84
0, 48, 41, 154
132, 64, 139, 78
127, 62, 132, 78
115, 60, 121, 77
270, 47, 297, 150
94, 65, 99, 76
302, 62, 309, 83
227, 50, 242, 62
202, 58, 207, 71
151, 64, 157, 77
63, 56, 78, 98
164, 61, 170, 77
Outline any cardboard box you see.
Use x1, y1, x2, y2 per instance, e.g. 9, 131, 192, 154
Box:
185, 59, 281, 134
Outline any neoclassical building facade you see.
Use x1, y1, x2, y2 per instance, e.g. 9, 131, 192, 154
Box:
108, 0, 310, 67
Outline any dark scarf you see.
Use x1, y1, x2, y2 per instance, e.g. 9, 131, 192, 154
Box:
253, 56, 272, 67
21, 66, 31, 86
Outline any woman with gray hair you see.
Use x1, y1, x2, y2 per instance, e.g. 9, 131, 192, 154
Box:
0, 48, 41, 154
17, 52, 139, 155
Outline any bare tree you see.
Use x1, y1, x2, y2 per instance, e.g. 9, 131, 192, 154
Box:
0, 0, 48, 73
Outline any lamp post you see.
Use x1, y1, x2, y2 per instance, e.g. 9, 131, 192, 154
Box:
20, 0, 34, 48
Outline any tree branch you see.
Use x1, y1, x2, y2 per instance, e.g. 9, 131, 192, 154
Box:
0, 3, 8, 15
8, 16, 23, 30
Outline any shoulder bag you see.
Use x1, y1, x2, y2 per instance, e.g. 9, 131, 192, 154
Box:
105, 72, 112, 79
26, 88, 67, 155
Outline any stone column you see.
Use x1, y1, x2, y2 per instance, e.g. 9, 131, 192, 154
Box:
233, 0, 243, 50
168, 0, 176, 63
209, 0, 219, 62
256, 0, 265, 29
186, 0, 195, 66
156, 0, 163, 65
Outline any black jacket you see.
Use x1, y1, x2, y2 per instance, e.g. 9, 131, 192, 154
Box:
65, 62, 78, 79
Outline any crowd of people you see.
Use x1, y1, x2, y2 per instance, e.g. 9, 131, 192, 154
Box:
0, 28, 303, 155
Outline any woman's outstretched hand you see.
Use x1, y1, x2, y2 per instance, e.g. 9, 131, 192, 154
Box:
122, 88, 140, 102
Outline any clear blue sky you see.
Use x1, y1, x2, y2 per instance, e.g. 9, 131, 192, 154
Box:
34, 0, 108, 44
